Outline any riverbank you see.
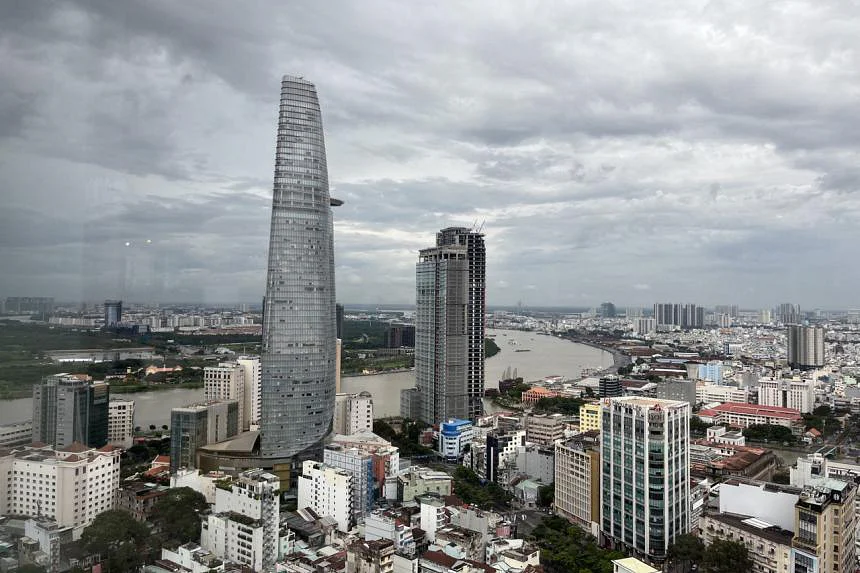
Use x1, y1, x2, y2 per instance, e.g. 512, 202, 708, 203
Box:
559, 335, 629, 376
111, 382, 204, 394
343, 367, 414, 378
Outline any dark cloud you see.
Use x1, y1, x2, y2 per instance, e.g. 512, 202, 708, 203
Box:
2, 1, 860, 306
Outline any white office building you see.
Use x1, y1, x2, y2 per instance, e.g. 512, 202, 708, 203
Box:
297, 460, 353, 532
203, 362, 247, 431
236, 356, 261, 428
695, 383, 749, 405
108, 398, 135, 448
0, 444, 121, 530
200, 469, 280, 573
601, 397, 691, 562
333, 391, 374, 435
758, 378, 815, 414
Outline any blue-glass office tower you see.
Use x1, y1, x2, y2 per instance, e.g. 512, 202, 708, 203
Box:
260, 76, 340, 460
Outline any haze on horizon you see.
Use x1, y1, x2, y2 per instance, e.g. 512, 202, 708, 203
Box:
2, 1, 860, 309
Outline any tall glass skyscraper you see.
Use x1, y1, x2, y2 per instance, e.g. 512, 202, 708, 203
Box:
260, 76, 339, 460
414, 227, 486, 424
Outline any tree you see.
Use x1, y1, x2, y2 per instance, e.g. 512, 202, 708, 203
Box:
701, 539, 753, 573
149, 424, 156, 431
537, 483, 554, 508
16, 565, 48, 573
161, 424, 168, 431
666, 533, 705, 573
150, 487, 209, 544
80, 509, 151, 572
689, 416, 711, 435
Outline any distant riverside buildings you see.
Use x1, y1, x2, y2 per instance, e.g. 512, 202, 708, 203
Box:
32, 374, 109, 449
653, 303, 704, 329
103, 299, 122, 327
259, 75, 340, 462
414, 227, 486, 424
0, 420, 33, 447
169, 401, 239, 473
107, 397, 135, 448
787, 325, 825, 370
333, 392, 373, 435
385, 323, 415, 348
601, 397, 691, 562
3, 296, 54, 315
599, 302, 616, 318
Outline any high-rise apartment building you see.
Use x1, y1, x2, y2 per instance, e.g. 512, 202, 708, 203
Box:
600, 302, 617, 318
107, 397, 135, 448
236, 355, 261, 428
200, 469, 281, 573
787, 325, 825, 370
32, 374, 109, 449
297, 460, 353, 532
555, 437, 600, 533
323, 444, 374, 525
104, 300, 122, 327
333, 392, 374, 435
414, 227, 486, 424
653, 303, 704, 329
601, 397, 691, 562
758, 378, 815, 413
169, 401, 239, 473
259, 76, 340, 461
204, 362, 247, 430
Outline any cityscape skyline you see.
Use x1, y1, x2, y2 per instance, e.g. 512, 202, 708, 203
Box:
3, 2, 860, 308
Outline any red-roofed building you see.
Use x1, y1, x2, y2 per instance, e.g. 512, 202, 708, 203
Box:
697, 402, 803, 432
521, 387, 560, 406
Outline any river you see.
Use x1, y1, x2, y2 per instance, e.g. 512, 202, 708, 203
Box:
0, 329, 612, 428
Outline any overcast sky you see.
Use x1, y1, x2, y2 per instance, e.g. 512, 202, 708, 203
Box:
2, 1, 859, 309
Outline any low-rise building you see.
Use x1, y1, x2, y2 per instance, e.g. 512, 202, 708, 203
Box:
697, 402, 803, 432
0, 420, 33, 447
523, 413, 565, 446
159, 542, 227, 573
439, 419, 474, 461
705, 425, 746, 446
515, 443, 555, 485
696, 384, 750, 405
116, 480, 168, 521
521, 386, 560, 406
346, 538, 394, 573
394, 466, 453, 503
700, 512, 792, 573
579, 402, 601, 432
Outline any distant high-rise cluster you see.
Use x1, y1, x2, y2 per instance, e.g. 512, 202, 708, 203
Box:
259, 76, 340, 461
104, 299, 122, 327
787, 324, 825, 370
599, 302, 617, 318
776, 302, 801, 324
413, 227, 486, 424
653, 302, 704, 329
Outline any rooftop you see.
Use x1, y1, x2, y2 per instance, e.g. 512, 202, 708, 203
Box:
705, 512, 794, 545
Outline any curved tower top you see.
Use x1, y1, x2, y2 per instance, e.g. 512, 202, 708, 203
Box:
260, 76, 337, 459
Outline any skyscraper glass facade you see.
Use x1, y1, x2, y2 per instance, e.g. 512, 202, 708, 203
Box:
260, 76, 338, 459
